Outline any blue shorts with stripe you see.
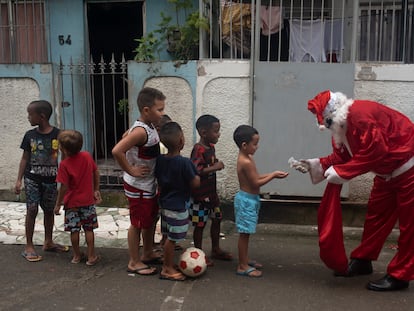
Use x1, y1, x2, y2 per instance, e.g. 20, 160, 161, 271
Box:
161, 208, 189, 242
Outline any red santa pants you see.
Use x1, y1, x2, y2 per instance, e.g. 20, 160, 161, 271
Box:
350, 166, 414, 281
318, 167, 414, 280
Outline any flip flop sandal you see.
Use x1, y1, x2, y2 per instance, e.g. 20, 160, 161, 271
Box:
21, 251, 43, 262
71, 253, 86, 264
86, 255, 101, 266
236, 267, 262, 278
43, 244, 70, 253
159, 272, 186, 281
127, 266, 158, 276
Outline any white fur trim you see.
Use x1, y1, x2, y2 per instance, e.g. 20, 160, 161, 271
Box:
305, 158, 325, 184
326, 91, 337, 114
324, 166, 347, 184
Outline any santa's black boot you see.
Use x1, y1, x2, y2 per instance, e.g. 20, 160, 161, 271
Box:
334, 258, 373, 277
366, 274, 409, 291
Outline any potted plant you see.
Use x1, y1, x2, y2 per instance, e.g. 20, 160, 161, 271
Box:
134, 0, 209, 61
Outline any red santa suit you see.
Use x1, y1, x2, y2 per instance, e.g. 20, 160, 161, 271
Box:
306, 90, 414, 282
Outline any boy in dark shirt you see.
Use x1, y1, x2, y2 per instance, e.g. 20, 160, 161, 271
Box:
15, 100, 69, 262
189, 115, 232, 266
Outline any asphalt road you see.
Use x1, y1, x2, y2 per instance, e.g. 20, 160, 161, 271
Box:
0, 226, 412, 311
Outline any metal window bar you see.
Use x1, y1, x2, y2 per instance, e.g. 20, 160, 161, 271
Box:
0, 0, 46, 64
204, 0, 414, 63
358, 0, 414, 63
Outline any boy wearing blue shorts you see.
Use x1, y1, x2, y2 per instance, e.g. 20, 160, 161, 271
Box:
155, 122, 200, 281
233, 125, 288, 277
54, 130, 102, 265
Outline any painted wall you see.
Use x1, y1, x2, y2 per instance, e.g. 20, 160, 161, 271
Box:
0, 78, 40, 191
0, 64, 55, 191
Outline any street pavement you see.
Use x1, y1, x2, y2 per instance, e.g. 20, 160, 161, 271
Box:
0, 201, 412, 311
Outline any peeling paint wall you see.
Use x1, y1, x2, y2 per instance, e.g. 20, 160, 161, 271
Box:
0, 78, 40, 190
196, 61, 250, 200
144, 77, 195, 157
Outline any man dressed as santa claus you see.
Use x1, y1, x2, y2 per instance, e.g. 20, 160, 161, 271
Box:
297, 90, 414, 291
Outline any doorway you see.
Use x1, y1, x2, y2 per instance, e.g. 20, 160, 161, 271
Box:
86, 1, 143, 159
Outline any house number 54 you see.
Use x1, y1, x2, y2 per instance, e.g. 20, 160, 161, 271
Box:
59, 35, 72, 45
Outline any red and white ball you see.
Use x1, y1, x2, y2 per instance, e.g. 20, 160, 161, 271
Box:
179, 247, 207, 277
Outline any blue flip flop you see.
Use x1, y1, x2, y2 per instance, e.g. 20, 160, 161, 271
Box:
236, 267, 262, 278
21, 251, 43, 262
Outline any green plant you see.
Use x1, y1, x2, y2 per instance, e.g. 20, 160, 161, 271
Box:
117, 98, 128, 115
134, 0, 209, 61
133, 32, 161, 62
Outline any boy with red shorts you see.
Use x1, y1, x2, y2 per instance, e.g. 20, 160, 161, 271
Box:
112, 87, 166, 275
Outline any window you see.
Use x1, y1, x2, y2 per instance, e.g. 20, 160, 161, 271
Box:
359, 1, 414, 63
0, 0, 47, 63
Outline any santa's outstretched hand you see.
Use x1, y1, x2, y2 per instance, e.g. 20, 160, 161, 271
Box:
289, 157, 325, 184
288, 157, 309, 173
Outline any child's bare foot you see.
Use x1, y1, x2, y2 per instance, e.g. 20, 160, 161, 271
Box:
86, 255, 101, 266
248, 260, 263, 269
71, 253, 85, 264
211, 249, 233, 261
141, 253, 163, 265
43, 243, 70, 253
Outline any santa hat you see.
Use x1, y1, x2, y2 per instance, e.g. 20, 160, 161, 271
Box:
307, 90, 337, 129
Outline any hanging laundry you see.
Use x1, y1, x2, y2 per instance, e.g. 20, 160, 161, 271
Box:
260, 5, 282, 36
289, 19, 326, 62
324, 19, 344, 63
221, 1, 252, 56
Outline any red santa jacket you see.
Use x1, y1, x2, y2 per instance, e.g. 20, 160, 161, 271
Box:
320, 100, 414, 180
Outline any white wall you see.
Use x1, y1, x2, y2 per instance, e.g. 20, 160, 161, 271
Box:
196, 61, 251, 200
143, 76, 195, 157
0, 78, 40, 190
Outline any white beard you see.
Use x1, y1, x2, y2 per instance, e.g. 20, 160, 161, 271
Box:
325, 95, 354, 148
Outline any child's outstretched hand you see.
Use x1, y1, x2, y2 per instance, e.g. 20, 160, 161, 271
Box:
273, 171, 289, 179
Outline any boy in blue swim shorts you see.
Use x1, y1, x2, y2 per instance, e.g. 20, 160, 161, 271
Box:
233, 125, 288, 278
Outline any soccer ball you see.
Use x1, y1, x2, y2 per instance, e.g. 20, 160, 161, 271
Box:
179, 247, 207, 277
